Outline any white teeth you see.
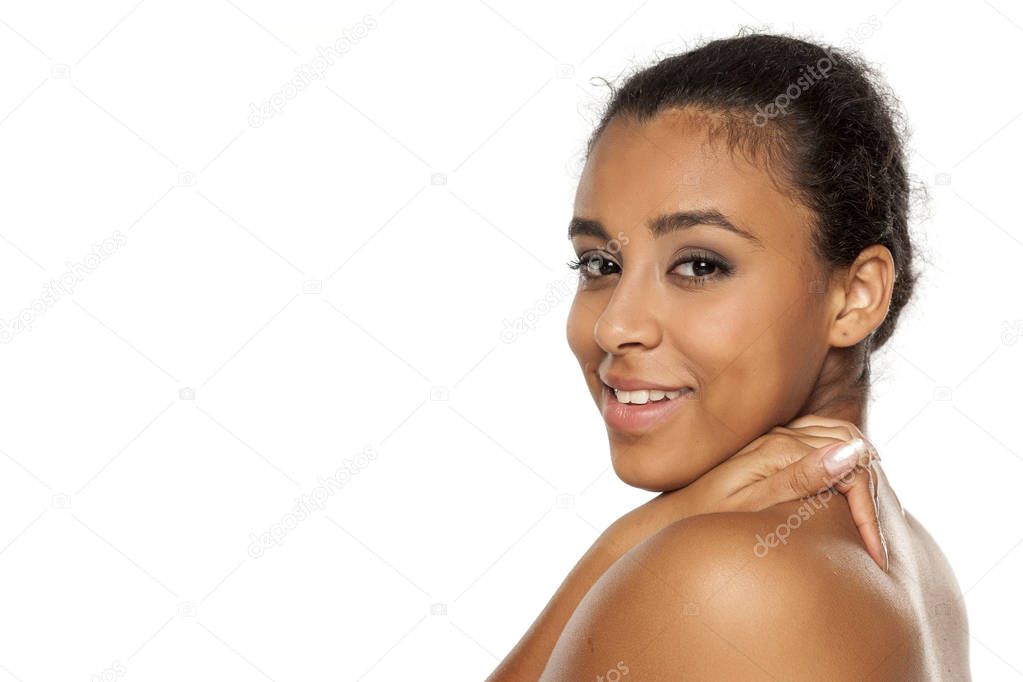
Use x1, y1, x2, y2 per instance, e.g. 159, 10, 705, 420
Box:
612, 387, 688, 404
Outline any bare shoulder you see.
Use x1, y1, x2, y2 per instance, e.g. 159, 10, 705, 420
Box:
540, 501, 921, 681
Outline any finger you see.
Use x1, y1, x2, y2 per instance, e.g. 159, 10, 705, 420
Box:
743, 439, 872, 510
834, 466, 887, 572
766, 427, 841, 446
788, 418, 880, 454
838, 423, 880, 461
785, 422, 861, 444
779, 422, 860, 443
786, 422, 881, 462
787, 414, 860, 429
870, 463, 892, 570
786, 416, 870, 443
867, 461, 889, 571
730, 433, 837, 462
786, 428, 851, 444
782, 422, 849, 435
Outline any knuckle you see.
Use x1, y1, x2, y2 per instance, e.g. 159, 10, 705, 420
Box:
789, 466, 815, 496
723, 488, 749, 511
835, 464, 861, 487
835, 468, 864, 492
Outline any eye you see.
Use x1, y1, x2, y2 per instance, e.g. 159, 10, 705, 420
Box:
567, 252, 620, 280
567, 249, 733, 286
673, 253, 730, 280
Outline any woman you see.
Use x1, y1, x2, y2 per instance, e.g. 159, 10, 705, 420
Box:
488, 32, 969, 680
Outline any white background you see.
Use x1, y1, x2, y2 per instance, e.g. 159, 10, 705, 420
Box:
0, 1, 1020, 680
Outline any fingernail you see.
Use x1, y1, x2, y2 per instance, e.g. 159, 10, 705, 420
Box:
823, 438, 870, 477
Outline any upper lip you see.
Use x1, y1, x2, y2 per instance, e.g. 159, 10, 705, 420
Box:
599, 372, 692, 392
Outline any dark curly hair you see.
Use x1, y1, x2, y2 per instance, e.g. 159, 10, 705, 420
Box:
584, 29, 928, 387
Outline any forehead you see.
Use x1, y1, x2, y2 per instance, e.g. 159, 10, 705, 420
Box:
574, 109, 814, 251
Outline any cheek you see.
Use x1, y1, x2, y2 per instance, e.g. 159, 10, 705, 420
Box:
684, 281, 813, 432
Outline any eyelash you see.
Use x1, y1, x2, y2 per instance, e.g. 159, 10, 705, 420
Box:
566, 250, 733, 286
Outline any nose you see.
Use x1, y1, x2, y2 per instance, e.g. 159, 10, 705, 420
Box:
593, 271, 663, 354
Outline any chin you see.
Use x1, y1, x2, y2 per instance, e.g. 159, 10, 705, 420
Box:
609, 445, 698, 492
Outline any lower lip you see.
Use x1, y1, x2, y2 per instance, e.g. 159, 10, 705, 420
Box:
600, 383, 694, 433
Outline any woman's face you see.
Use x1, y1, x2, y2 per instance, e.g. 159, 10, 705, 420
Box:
566, 108, 836, 492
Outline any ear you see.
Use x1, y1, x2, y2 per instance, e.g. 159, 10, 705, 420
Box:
827, 244, 896, 347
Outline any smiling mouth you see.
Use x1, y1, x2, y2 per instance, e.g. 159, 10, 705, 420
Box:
607, 385, 693, 404
599, 382, 695, 433
600, 378, 695, 404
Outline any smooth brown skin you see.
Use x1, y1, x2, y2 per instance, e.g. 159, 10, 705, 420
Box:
490, 109, 969, 680
486, 413, 888, 682
486, 413, 889, 682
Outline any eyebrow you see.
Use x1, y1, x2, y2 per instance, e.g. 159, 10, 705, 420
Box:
568, 209, 764, 248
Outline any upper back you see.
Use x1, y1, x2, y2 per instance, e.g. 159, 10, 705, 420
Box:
870, 467, 971, 680
754, 465, 971, 679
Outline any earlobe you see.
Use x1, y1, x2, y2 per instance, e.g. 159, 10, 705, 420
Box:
828, 245, 896, 348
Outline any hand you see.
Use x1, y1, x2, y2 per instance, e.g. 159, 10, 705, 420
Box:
683, 414, 888, 571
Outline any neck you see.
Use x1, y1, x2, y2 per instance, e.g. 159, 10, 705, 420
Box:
801, 389, 867, 430
798, 345, 870, 434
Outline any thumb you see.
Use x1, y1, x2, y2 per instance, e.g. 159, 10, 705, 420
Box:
821, 438, 877, 486
744, 438, 876, 509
